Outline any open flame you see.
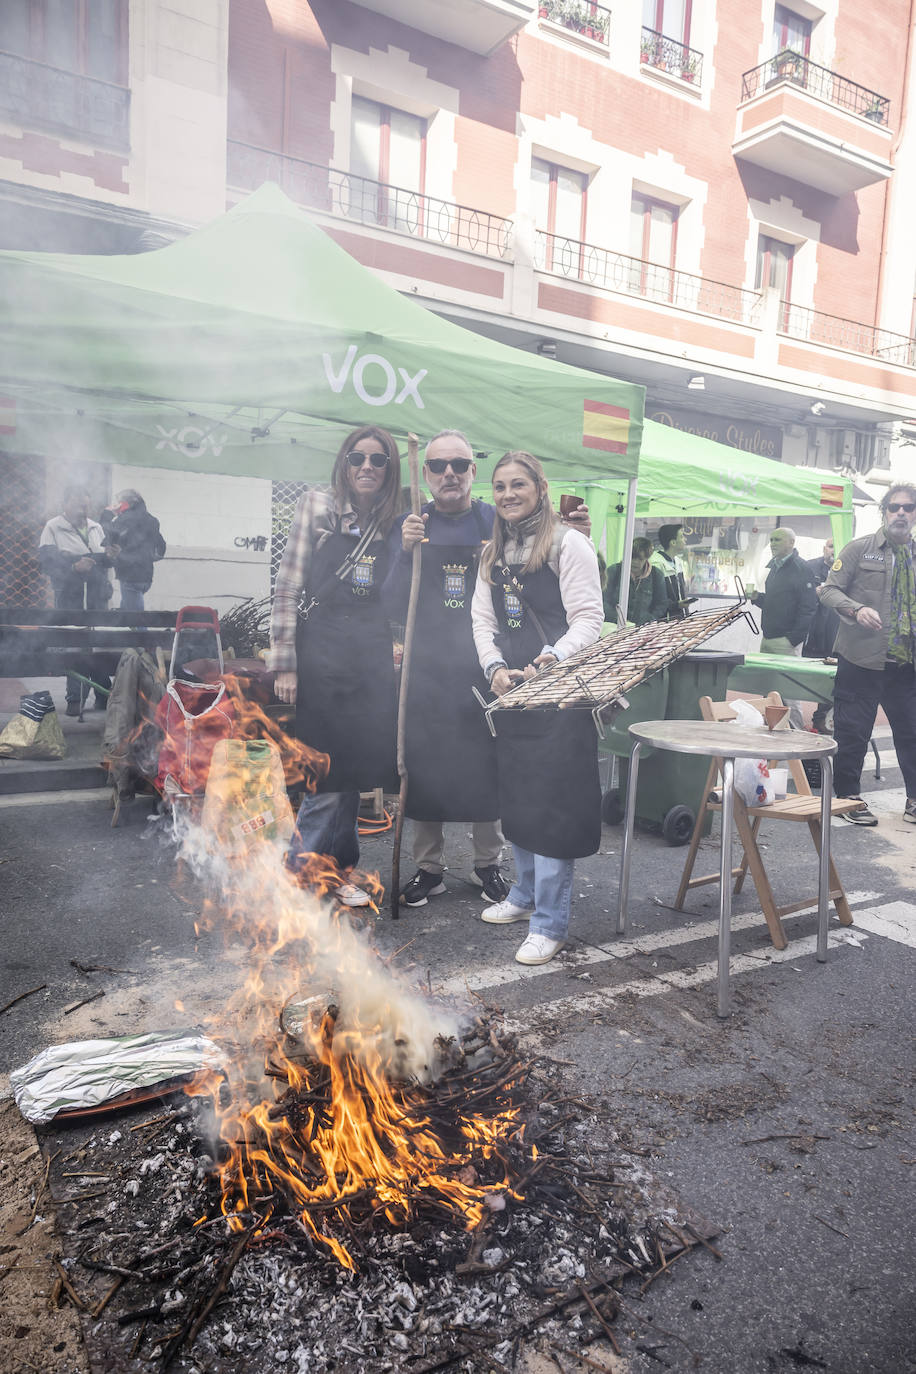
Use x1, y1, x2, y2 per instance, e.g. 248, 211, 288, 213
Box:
174, 678, 529, 1269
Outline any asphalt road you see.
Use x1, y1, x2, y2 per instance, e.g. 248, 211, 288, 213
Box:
1, 732, 914, 1374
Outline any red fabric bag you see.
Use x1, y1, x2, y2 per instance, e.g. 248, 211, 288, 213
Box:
154, 680, 236, 796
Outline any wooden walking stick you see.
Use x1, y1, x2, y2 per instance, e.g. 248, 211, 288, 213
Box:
391, 432, 423, 918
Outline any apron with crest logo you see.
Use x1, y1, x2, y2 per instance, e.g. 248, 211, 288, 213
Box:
404, 503, 498, 821
295, 526, 398, 793
490, 560, 601, 860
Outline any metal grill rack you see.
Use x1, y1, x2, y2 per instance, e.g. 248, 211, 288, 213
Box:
482, 599, 756, 734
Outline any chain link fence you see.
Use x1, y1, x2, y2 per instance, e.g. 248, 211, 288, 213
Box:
0, 452, 49, 607
270, 479, 309, 593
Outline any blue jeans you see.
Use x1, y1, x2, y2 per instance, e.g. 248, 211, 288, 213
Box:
506, 843, 574, 941
119, 581, 146, 611
287, 790, 360, 874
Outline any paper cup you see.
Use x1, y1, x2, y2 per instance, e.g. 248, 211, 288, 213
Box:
769, 768, 788, 798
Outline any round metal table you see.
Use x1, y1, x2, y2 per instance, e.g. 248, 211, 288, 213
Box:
614, 720, 839, 1017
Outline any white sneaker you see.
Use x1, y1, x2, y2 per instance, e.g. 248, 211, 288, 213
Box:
335, 882, 371, 907
515, 933, 565, 965
481, 899, 533, 925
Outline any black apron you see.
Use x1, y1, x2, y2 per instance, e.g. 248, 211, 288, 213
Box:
295, 526, 398, 793
404, 503, 498, 821
491, 559, 601, 860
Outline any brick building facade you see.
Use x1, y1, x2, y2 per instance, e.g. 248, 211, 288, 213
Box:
1, 0, 915, 607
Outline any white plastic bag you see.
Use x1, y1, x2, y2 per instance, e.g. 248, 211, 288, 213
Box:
729, 699, 773, 806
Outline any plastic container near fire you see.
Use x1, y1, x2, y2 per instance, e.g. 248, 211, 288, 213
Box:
601, 649, 744, 845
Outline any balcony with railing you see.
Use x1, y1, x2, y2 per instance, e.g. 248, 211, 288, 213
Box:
779, 302, 916, 368
639, 27, 704, 87
538, 1, 611, 48
347, 0, 535, 55
734, 53, 893, 195
227, 142, 513, 259
535, 231, 761, 326
0, 49, 130, 151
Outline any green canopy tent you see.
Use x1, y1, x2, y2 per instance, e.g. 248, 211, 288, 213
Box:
0, 183, 643, 487
532, 417, 854, 562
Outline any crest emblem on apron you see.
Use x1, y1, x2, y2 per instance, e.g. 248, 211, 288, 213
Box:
443, 563, 468, 607
503, 587, 523, 629
351, 554, 376, 594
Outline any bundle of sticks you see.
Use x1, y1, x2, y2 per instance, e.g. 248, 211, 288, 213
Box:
486, 602, 750, 716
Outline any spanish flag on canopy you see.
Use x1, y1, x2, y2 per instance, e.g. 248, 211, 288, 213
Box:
583, 398, 630, 455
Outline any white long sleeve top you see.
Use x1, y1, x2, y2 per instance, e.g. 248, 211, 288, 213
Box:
471, 525, 604, 675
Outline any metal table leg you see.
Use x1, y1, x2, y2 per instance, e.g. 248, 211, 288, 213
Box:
817, 753, 833, 963
615, 739, 642, 937
717, 756, 735, 1018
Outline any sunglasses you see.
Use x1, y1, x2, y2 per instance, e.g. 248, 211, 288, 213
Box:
887, 501, 915, 513
426, 457, 473, 475
346, 450, 389, 468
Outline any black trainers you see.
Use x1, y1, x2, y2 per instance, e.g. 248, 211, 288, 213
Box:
903, 798, 916, 824
65, 701, 82, 717
401, 870, 446, 906
840, 797, 878, 826
472, 864, 511, 902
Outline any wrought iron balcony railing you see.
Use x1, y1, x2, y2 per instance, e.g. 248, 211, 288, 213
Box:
538, 0, 611, 47
0, 49, 130, 150
639, 27, 703, 86
227, 142, 513, 259
779, 302, 916, 367
535, 231, 761, 325
741, 53, 890, 125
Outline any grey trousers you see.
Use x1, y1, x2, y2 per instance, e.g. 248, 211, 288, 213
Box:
413, 819, 504, 874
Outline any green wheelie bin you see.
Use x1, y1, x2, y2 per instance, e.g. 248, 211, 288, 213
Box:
602, 649, 744, 845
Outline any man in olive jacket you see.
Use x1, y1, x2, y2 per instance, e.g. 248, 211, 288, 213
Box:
818, 483, 916, 827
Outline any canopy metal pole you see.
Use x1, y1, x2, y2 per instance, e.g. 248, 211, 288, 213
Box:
617, 475, 638, 623
390, 433, 422, 918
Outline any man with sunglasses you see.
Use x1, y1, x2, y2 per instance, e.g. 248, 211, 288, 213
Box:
384, 430, 590, 907
818, 482, 916, 827
383, 430, 507, 906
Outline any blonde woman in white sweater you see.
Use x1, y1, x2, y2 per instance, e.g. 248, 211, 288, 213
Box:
472, 452, 604, 966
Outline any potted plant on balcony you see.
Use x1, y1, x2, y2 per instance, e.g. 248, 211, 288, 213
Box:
773, 47, 805, 83
863, 96, 885, 123
564, 2, 588, 36
681, 53, 699, 83
640, 33, 659, 66
590, 9, 609, 43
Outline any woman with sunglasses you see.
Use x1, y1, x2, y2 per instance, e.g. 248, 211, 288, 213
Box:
270, 426, 402, 904
471, 451, 604, 965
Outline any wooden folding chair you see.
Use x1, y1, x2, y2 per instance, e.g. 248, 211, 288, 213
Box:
675, 691, 859, 950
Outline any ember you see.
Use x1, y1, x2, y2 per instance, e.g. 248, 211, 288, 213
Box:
212, 1011, 530, 1271
42, 1065, 717, 1372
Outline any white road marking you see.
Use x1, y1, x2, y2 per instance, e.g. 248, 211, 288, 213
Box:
0, 787, 112, 809
439, 891, 882, 995
851, 901, 916, 949
461, 897, 916, 1024
504, 931, 853, 1028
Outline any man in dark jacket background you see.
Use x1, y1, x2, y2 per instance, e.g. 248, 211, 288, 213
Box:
100, 489, 166, 611
748, 526, 818, 726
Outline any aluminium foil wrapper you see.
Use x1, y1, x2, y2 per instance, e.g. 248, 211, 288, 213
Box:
10, 1028, 225, 1124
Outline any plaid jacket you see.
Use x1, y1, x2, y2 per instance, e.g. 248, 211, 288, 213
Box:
268, 487, 360, 674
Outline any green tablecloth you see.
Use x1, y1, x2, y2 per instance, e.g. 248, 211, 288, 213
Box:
729, 653, 836, 705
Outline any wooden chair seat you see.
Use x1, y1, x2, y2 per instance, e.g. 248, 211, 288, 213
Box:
676, 691, 856, 950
